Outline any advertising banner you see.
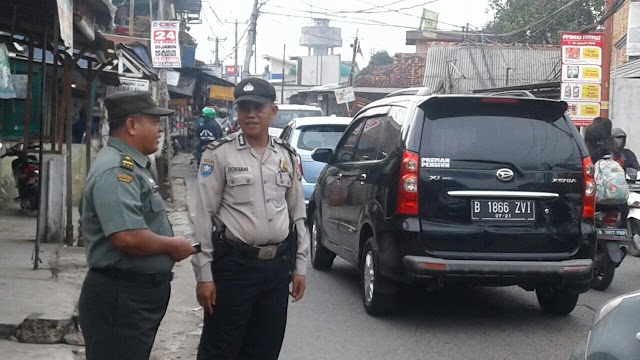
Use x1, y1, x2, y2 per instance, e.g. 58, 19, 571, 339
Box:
151, 21, 181, 68
561, 32, 604, 126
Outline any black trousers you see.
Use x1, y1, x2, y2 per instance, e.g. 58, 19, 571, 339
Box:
78, 270, 171, 360
197, 253, 290, 360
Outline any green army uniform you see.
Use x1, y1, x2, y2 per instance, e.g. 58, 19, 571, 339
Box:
78, 90, 177, 360
82, 137, 174, 273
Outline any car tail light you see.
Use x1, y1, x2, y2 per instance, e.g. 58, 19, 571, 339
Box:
396, 151, 419, 215
582, 157, 595, 219
603, 212, 619, 226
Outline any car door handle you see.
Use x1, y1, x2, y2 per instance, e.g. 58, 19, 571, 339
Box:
359, 174, 367, 184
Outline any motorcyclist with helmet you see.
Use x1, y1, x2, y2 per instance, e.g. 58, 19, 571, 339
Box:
194, 107, 223, 165
612, 128, 640, 170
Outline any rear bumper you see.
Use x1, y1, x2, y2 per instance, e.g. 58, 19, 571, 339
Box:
403, 256, 593, 280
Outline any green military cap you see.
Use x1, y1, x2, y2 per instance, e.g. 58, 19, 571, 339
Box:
105, 91, 174, 121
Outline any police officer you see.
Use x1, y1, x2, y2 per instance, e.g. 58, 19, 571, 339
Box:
192, 78, 309, 360
78, 91, 197, 360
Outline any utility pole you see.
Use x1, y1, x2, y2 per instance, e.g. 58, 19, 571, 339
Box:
281, 44, 286, 104
243, 0, 260, 79
208, 36, 226, 65
348, 31, 359, 87
227, 20, 239, 83
128, 0, 135, 36
601, 0, 614, 118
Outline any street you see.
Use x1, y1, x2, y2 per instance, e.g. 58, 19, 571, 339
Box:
172, 155, 640, 360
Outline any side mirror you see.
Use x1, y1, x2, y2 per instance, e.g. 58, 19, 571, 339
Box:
312, 148, 333, 164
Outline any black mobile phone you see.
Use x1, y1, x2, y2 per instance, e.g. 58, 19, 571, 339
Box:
192, 242, 202, 253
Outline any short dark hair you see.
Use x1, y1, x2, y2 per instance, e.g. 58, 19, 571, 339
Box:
108, 116, 130, 136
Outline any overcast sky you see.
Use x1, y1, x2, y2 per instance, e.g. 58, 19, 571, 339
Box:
187, 0, 493, 73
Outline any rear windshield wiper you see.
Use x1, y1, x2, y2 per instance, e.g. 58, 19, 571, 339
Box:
453, 159, 525, 176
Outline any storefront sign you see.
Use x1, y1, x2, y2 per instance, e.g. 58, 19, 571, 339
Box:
561, 32, 604, 126
209, 85, 234, 101
106, 77, 150, 96
561, 83, 601, 102
334, 87, 356, 104
151, 21, 181, 68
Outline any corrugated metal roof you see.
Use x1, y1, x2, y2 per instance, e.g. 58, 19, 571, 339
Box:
613, 58, 640, 78
424, 44, 561, 94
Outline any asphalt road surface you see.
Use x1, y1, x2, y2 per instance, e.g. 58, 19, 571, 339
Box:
173, 155, 640, 360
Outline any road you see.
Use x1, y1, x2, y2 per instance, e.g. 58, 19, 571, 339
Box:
172, 155, 640, 360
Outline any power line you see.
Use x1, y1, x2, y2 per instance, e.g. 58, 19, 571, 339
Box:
204, 0, 225, 25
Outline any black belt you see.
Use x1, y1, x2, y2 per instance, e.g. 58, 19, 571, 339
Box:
223, 238, 289, 260
90, 267, 174, 284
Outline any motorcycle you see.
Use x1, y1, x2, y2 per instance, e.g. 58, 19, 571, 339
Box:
625, 167, 640, 256
169, 131, 181, 157
0, 142, 40, 211
591, 208, 631, 291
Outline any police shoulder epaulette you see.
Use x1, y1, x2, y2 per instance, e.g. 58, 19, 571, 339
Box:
205, 136, 233, 151
274, 137, 298, 157
120, 154, 135, 171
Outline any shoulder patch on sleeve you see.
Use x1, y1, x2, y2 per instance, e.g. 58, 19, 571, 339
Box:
274, 137, 298, 157
120, 155, 135, 171
205, 136, 233, 151
117, 173, 134, 183
200, 161, 214, 177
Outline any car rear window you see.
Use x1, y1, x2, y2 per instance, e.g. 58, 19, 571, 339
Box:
271, 110, 324, 128
296, 125, 347, 151
422, 111, 582, 171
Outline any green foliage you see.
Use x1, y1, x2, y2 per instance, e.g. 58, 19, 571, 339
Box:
484, 0, 604, 44
359, 50, 393, 76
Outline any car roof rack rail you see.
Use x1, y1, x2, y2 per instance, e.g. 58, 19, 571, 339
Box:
385, 87, 433, 98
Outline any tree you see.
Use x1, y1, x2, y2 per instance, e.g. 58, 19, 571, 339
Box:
483, 0, 604, 44
359, 50, 393, 76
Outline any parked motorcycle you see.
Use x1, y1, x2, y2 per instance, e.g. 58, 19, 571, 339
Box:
0, 142, 40, 211
625, 167, 640, 257
169, 131, 181, 157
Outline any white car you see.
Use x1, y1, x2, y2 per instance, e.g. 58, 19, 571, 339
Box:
279, 116, 352, 205
269, 104, 324, 137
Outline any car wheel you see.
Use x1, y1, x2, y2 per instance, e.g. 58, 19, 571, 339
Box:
310, 212, 335, 270
536, 287, 579, 315
361, 238, 396, 317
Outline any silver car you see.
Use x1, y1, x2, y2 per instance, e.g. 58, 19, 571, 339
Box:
570, 290, 640, 359
279, 116, 352, 205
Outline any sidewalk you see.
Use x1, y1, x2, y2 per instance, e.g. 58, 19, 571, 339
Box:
0, 155, 201, 359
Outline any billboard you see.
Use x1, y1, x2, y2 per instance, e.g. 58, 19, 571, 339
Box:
151, 21, 181, 68
300, 55, 340, 86
561, 32, 604, 127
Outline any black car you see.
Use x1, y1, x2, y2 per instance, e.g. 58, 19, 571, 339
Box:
308, 89, 597, 316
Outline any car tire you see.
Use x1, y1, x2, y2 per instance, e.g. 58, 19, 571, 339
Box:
361, 238, 396, 317
310, 212, 335, 271
536, 287, 579, 315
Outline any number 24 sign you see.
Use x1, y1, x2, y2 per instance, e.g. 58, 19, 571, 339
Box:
153, 30, 177, 41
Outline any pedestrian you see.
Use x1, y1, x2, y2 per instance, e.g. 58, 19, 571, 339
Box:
192, 78, 309, 360
78, 91, 197, 360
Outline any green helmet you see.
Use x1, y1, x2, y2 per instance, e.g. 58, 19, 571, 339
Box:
202, 107, 217, 119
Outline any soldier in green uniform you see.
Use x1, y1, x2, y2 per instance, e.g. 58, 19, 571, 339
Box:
192, 78, 309, 360
78, 91, 197, 360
